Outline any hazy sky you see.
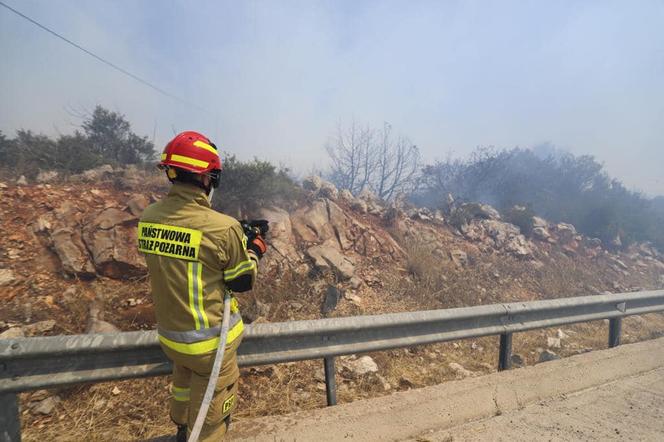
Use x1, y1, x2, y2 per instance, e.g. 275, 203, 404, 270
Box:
1, 0, 663, 195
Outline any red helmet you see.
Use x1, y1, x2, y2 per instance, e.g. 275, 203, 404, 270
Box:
159, 131, 221, 174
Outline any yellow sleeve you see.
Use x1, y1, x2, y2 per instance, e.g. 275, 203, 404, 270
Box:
220, 222, 257, 292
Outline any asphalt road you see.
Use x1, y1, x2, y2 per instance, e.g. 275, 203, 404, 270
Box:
409, 367, 664, 441
230, 337, 664, 441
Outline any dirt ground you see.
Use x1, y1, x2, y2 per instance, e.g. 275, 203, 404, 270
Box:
17, 312, 664, 441
2, 179, 663, 441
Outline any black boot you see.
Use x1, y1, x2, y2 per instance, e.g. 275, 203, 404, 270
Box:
175, 424, 187, 442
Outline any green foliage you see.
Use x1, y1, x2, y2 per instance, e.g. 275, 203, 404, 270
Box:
0, 131, 12, 167
447, 203, 486, 230
212, 154, 301, 217
503, 205, 536, 237
82, 106, 155, 165
417, 146, 664, 252
0, 106, 154, 177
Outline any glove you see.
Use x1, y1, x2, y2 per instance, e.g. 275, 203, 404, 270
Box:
241, 219, 269, 241
247, 235, 267, 259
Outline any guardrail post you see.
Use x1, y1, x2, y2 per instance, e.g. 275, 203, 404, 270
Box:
498, 333, 513, 371
323, 357, 337, 406
608, 317, 622, 348
0, 393, 21, 442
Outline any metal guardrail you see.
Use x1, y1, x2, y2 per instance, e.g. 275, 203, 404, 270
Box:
1, 290, 664, 441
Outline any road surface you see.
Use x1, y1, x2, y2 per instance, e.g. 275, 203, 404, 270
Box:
409, 367, 664, 441
229, 337, 664, 441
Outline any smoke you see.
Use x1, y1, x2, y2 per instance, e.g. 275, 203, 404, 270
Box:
1, 1, 663, 195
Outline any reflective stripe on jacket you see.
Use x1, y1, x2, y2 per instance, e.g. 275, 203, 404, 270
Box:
138, 183, 257, 355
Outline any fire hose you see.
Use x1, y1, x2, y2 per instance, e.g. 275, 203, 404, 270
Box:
188, 290, 232, 442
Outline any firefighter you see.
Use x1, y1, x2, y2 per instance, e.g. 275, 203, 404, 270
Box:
138, 131, 267, 441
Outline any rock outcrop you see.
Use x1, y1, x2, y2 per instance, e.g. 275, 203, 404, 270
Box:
461, 219, 533, 258
82, 208, 146, 279
0, 268, 17, 286
51, 227, 96, 277
307, 242, 355, 280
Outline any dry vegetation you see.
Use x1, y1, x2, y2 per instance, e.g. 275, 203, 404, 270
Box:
18, 247, 664, 441
3, 176, 662, 441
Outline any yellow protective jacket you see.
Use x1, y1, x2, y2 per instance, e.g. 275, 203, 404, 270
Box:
138, 183, 257, 355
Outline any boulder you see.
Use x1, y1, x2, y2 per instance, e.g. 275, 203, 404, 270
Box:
532, 216, 548, 229
36, 170, 59, 184
126, 194, 150, 217
292, 200, 330, 242
326, 200, 352, 249
82, 208, 146, 279
319, 180, 339, 200
338, 189, 355, 203
555, 223, 577, 244
33, 396, 60, 415
482, 220, 521, 244
532, 226, 550, 241
16, 175, 28, 186
449, 362, 475, 378
302, 175, 323, 192
340, 355, 378, 378
92, 208, 137, 229
23, 320, 56, 336
458, 202, 501, 220
476, 204, 501, 220
357, 189, 383, 215
51, 227, 96, 277
510, 354, 525, 367
291, 200, 351, 250
504, 234, 533, 258
80, 165, 114, 182
0, 268, 16, 286
307, 244, 355, 280
538, 350, 561, 363
257, 207, 299, 264
463, 219, 533, 258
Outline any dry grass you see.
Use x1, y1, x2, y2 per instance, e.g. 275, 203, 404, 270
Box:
19, 311, 664, 441
12, 189, 664, 440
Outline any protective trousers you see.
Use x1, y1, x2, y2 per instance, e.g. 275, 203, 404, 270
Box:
162, 336, 242, 441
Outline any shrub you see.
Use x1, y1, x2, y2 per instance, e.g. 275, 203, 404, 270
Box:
503, 205, 536, 237
212, 155, 302, 218
416, 146, 664, 252
0, 106, 154, 178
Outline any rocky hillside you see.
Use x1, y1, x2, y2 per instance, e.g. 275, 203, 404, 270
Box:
1, 166, 663, 337
1, 167, 664, 441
